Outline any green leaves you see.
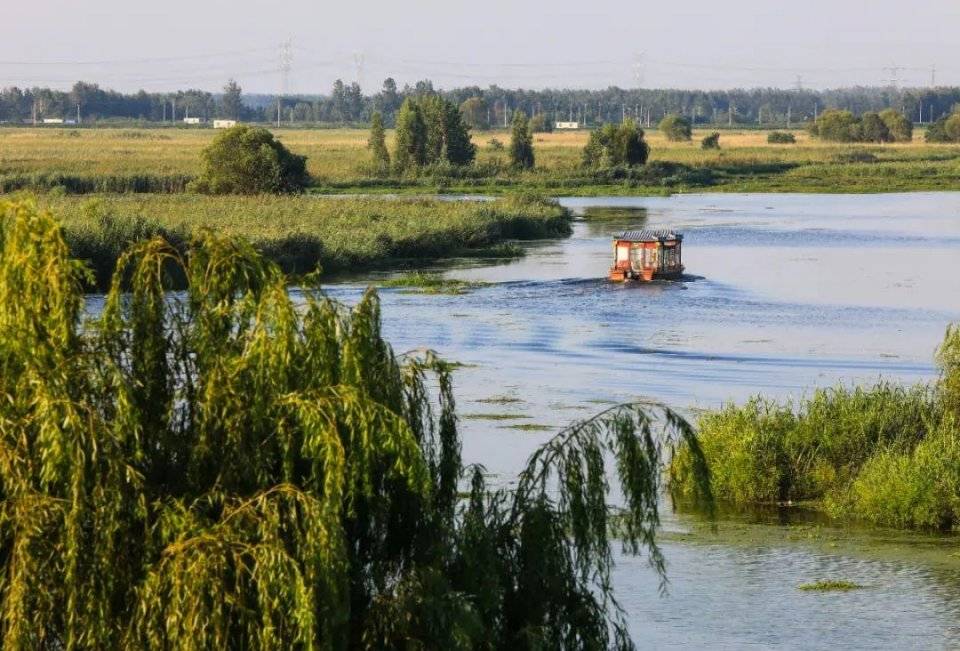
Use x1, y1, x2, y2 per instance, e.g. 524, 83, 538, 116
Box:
0, 197, 711, 649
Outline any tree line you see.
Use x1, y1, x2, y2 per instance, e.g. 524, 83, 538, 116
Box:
4, 77, 960, 127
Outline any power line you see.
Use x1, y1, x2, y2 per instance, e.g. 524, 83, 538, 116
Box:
0, 47, 275, 66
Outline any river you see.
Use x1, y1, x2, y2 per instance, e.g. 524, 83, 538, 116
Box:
320, 192, 960, 649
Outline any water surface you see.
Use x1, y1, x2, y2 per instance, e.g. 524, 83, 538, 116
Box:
322, 192, 960, 649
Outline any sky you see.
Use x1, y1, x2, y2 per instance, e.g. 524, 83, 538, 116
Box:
3, 0, 959, 94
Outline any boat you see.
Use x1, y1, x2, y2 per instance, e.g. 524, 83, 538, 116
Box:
608, 230, 684, 281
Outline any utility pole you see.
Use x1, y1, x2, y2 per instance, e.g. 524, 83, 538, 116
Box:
930, 64, 937, 87
171, 98, 175, 123
787, 105, 791, 129
278, 39, 293, 128
728, 106, 733, 126
76, 103, 81, 125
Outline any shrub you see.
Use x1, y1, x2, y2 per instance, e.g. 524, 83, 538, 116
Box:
509, 111, 535, 169
529, 113, 553, 133
767, 131, 797, 144
858, 112, 893, 143
815, 109, 859, 142
832, 150, 879, 164
928, 111, 960, 143
659, 114, 692, 141
701, 132, 721, 150
879, 108, 913, 142
582, 120, 650, 168
191, 125, 308, 194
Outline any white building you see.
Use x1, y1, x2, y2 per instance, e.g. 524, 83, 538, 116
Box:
42, 118, 64, 125
555, 121, 579, 130
183, 117, 202, 125
213, 119, 237, 129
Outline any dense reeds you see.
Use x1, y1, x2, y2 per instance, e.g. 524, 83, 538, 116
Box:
38, 193, 572, 289
0, 197, 710, 648
672, 328, 960, 531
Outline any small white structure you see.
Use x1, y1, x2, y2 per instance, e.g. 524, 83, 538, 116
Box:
555, 121, 579, 130
42, 118, 64, 124
183, 117, 202, 125
213, 119, 237, 129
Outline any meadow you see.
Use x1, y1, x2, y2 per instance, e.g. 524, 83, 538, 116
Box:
31, 193, 572, 288
3, 126, 960, 194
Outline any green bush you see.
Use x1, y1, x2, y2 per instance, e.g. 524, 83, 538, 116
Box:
926, 111, 960, 143
191, 124, 309, 195
767, 131, 796, 144
701, 132, 721, 150
659, 114, 692, 142
582, 120, 650, 168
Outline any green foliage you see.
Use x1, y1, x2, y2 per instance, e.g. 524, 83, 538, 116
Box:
701, 132, 721, 150
459, 97, 489, 130
219, 78, 243, 120
0, 197, 709, 648
582, 121, 650, 168
529, 113, 553, 133
392, 98, 428, 171
191, 125, 309, 195
367, 111, 390, 172
658, 114, 692, 142
926, 111, 960, 143
673, 327, 960, 531
392, 97, 476, 172
767, 131, 797, 144
879, 108, 913, 142
39, 194, 574, 289
797, 580, 862, 591
509, 111, 535, 170
858, 112, 892, 143
815, 109, 859, 142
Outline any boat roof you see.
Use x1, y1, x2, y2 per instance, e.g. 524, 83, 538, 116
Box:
614, 229, 683, 243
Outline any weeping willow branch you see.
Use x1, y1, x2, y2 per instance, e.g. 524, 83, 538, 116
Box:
0, 197, 712, 651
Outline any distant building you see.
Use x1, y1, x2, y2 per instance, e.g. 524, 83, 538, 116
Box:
183, 117, 202, 125
213, 119, 237, 129
42, 118, 64, 124
555, 121, 579, 130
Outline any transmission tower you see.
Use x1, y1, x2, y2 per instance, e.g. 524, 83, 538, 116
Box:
794, 75, 804, 92
882, 65, 901, 90
278, 39, 293, 127
353, 52, 365, 90
632, 52, 645, 88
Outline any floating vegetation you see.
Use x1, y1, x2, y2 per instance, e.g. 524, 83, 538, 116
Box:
462, 413, 531, 421
476, 395, 524, 404
379, 272, 488, 295
798, 580, 863, 592
500, 423, 555, 432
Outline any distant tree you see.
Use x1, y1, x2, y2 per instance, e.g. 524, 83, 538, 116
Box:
331, 79, 347, 121
879, 109, 913, 142
345, 82, 364, 121
442, 100, 477, 165
529, 113, 553, 133
946, 112, 960, 142
701, 132, 721, 149
368, 111, 390, 172
419, 95, 448, 163
393, 98, 428, 171
659, 114, 692, 141
459, 97, 489, 130
378, 78, 400, 117
509, 110, 535, 169
926, 116, 951, 142
582, 120, 649, 167
191, 125, 308, 195
767, 131, 797, 144
815, 109, 859, 142
220, 79, 243, 120
858, 112, 892, 143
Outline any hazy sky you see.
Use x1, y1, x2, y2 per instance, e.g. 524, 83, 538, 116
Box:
4, 0, 959, 93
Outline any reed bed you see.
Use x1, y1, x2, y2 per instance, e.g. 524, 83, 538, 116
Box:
34, 193, 572, 288
671, 327, 960, 531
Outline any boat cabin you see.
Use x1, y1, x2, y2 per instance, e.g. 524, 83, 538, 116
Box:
608, 230, 684, 281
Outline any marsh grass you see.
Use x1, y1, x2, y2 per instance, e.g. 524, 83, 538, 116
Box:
35, 193, 571, 289
672, 330, 960, 531
798, 580, 863, 592
379, 272, 488, 295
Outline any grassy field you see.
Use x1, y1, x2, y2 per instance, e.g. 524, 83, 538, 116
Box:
3, 126, 960, 194
28, 193, 571, 288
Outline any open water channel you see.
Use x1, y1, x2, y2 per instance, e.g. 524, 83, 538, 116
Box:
321, 192, 960, 649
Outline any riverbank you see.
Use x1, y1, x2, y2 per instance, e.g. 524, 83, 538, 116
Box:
3, 127, 959, 195
31, 193, 572, 289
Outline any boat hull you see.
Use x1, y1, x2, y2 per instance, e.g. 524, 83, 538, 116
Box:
608, 267, 684, 282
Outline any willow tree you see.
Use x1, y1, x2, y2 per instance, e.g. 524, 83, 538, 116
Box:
0, 198, 710, 650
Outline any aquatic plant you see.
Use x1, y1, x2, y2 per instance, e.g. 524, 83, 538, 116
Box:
798, 580, 863, 591
672, 330, 960, 532
0, 197, 711, 649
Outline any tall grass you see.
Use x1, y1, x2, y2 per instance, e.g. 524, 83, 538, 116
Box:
671, 329, 960, 531
37, 193, 572, 289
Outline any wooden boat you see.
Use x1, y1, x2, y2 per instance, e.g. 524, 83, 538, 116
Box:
608, 230, 684, 281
